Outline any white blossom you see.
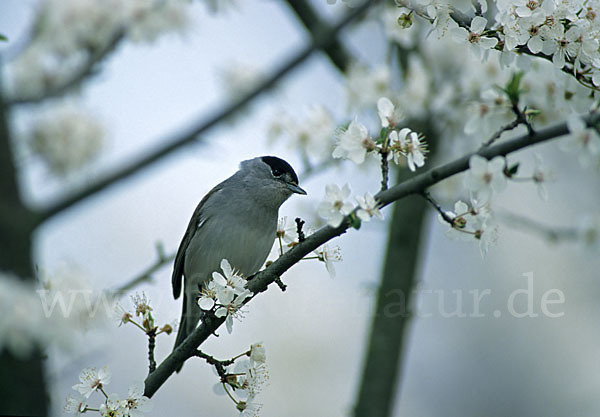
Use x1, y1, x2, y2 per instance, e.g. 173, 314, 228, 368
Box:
345, 65, 391, 110
476, 217, 499, 257
463, 155, 507, 203
125, 0, 190, 43
28, 105, 104, 176
561, 115, 600, 167
122, 382, 153, 417
276, 216, 298, 247
6, 0, 191, 100
249, 343, 266, 364
451, 16, 498, 59
198, 280, 218, 311
440, 200, 497, 256
389, 128, 427, 171
99, 393, 125, 417
377, 97, 403, 128
131, 292, 153, 326
211, 262, 252, 335
72, 366, 112, 398
317, 184, 355, 227
355, 192, 384, 222
542, 25, 581, 68
314, 243, 342, 278
220, 61, 264, 100
212, 259, 247, 296
233, 359, 269, 397
332, 119, 374, 164
238, 396, 263, 417
64, 394, 87, 416
268, 105, 335, 159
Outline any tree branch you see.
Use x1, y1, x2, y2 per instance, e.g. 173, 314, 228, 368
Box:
110, 242, 174, 295
284, 0, 354, 72
498, 210, 580, 242
143, 110, 598, 398
37, 0, 378, 224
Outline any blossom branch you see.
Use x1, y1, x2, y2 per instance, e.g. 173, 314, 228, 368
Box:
37, 0, 377, 224
143, 110, 600, 399
399, 1, 600, 90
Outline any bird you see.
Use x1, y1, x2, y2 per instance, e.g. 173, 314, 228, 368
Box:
171, 156, 306, 364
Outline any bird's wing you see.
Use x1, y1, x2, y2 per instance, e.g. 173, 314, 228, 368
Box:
171, 183, 224, 299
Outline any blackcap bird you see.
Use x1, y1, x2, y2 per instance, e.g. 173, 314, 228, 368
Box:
171, 156, 306, 366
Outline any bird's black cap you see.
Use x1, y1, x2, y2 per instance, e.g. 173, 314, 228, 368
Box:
261, 156, 299, 184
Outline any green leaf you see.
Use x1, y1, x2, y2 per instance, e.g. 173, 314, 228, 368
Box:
503, 71, 525, 105
349, 213, 362, 230
506, 162, 520, 178
0, 34, 7, 42
376, 127, 389, 145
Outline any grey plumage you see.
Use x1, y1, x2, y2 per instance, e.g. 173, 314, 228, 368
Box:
171, 156, 306, 367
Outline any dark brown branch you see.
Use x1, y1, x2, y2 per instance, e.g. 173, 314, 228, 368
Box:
37, 0, 378, 224
143, 110, 598, 399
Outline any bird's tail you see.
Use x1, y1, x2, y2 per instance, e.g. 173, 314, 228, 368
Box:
173, 293, 201, 373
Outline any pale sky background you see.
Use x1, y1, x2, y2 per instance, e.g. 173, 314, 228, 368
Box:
2, 1, 600, 417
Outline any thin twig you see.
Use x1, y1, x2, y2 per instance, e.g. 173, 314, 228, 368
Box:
482, 103, 534, 147
194, 350, 234, 381
512, 102, 535, 136
295, 217, 306, 243
37, 0, 378, 224
498, 210, 580, 243
380, 150, 389, 191
111, 243, 174, 295
148, 328, 157, 374
421, 191, 454, 225
274, 277, 287, 291
482, 118, 521, 147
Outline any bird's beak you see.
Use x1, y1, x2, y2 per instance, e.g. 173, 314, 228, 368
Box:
287, 183, 307, 195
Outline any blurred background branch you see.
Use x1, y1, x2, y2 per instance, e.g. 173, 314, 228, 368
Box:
37, 0, 377, 224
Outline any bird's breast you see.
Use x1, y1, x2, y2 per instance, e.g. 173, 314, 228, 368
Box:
184, 211, 277, 282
